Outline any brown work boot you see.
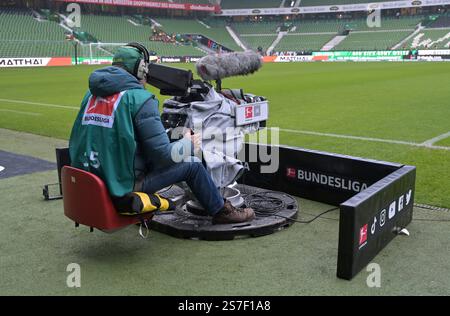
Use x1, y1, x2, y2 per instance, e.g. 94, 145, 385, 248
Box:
212, 201, 255, 225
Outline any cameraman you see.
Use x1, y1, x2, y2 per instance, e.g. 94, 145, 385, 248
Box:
69, 44, 254, 224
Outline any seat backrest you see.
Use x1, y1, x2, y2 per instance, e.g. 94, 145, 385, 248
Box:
61, 166, 147, 231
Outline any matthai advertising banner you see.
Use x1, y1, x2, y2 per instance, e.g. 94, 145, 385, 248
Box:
263, 55, 313, 62
0, 57, 72, 68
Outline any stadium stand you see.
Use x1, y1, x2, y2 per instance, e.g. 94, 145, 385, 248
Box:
76, 16, 205, 56
232, 21, 281, 34
268, 15, 423, 51
87, 41, 204, 58
0, 40, 73, 58
290, 16, 423, 33
241, 35, 277, 51
335, 30, 413, 50
68, 14, 205, 56
0, 9, 204, 58
0, 8, 72, 57
275, 34, 335, 52
74, 14, 152, 43
145, 41, 204, 56
0, 9, 65, 41
427, 15, 450, 28
0, 4, 448, 58
405, 29, 450, 49
155, 18, 241, 51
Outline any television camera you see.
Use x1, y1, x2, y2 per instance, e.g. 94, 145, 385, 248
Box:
146, 51, 269, 210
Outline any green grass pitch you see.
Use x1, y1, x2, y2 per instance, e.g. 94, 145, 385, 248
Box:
0, 62, 449, 208
1, 62, 450, 296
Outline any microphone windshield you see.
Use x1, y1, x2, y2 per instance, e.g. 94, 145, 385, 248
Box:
196, 50, 262, 81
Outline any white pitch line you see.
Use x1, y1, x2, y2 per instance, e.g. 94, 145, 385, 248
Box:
0, 108, 42, 116
278, 128, 418, 146
0, 97, 448, 151
0, 98, 78, 110
421, 131, 450, 146
277, 128, 450, 151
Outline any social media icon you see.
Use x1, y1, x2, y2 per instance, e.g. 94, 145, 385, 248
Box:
371, 217, 377, 235
406, 190, 412, 205
398, 195, 404, 212
380, 210, 386, 227
388, 201, 396, 219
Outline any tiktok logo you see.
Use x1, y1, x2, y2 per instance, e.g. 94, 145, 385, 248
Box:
371, 216, 377, 235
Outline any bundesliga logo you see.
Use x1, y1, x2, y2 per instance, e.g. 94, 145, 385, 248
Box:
285, 167, 368, 192
86, 94, 119, 116
82, 92, 124, 128
245, 106, 253, 119
244, 105, 261, 119
286, 168, 297, 178
359, 224, 368, 246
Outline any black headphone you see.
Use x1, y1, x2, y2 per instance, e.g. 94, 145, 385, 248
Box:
126, 42, 150, 80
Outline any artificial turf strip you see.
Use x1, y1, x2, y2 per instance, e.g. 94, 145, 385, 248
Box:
0, 129, 449, 295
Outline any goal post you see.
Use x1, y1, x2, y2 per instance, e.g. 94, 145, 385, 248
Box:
78, 42, 158, 65
77, 42, 127, 65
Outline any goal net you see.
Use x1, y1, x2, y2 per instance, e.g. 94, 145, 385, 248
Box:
78, 42, 127, 65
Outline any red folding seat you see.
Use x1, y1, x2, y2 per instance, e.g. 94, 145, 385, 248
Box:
61, 166, 154, 233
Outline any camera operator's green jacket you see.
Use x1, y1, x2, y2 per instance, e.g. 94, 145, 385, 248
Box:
69, 66, 192, 197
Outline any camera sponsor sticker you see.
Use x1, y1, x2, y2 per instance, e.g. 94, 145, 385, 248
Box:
235, 101, 268, 126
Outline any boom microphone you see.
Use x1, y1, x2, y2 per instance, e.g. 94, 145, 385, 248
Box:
196, 50, 262, 81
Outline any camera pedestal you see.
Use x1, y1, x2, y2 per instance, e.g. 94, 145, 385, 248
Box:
150, 184, 298, 240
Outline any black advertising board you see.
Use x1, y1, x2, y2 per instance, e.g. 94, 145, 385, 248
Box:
238, 143, 415, 280
239, 144, 401, 205
337, 165, 416, 279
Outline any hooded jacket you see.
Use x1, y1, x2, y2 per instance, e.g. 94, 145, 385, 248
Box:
69, 66, 192, 196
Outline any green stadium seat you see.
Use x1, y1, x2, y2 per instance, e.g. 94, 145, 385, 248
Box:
275, 34, 335, 51
335, 31, 413, 50
155, 18, 242, 51
404, 29, 450, 49
0, 9, 72, 57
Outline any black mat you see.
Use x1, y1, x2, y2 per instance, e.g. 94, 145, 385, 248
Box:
0, 150, 56, 179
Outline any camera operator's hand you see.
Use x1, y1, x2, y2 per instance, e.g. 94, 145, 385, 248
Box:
184, 131, 201, 154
